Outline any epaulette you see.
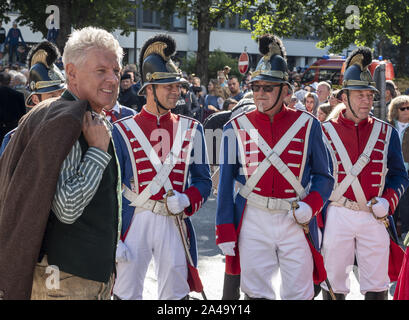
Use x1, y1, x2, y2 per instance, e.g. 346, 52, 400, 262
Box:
178, 113, 201, 125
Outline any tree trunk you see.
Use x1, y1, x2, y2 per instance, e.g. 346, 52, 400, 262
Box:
56, 0, 72, 56
195, 0, 211, 85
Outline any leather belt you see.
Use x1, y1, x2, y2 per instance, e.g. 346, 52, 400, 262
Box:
123, 186, 188, 217
331, 196, 370, 212
245, 191, 297, 213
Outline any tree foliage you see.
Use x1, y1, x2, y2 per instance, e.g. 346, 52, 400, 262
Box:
0, 0, 11, 25
141, 0, 256, 84
9, 0, 135, 54
142, 0, 255, 30
181, 49, 242, 80
242, 0, 317, 40
246, 0, 409, 75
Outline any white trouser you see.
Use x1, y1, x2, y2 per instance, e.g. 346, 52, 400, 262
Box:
321, 205, 390, 295
238, 204, 314, 300
113, 210, 189, 300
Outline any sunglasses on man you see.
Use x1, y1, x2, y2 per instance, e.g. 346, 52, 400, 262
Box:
399, 107, 409, 111
251, 84, 282, 92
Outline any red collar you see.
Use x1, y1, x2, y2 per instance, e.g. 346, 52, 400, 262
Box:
139, 106, 173, 124
338, 109, 372, 128
253, 105, 290, 122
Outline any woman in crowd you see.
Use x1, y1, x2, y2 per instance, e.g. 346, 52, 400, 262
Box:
205, 78, 225, 111
303, 91, 319, 116
316, 102, 332, 122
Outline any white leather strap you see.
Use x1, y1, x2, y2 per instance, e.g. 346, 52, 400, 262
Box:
324, 120, 382, 211
123, 117, 190, 207
242, 184, 297, 212
122, 185, 167, 214
149, 117, 190, 195
331, 196, 368, 212
236, 113, 310, 199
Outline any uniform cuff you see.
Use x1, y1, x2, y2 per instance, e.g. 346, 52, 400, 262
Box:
183, 186, 203, 216
382, 188, 399, 214
216, 223, 237, 245
84, 146, 112, 170
302, 191, 324, 217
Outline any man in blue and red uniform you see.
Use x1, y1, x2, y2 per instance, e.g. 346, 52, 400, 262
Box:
111, 34, 211, 300
215, 34, 334, 300
103, 100, 136, 124
320, 47, 409, 300
0, 41, 65, 155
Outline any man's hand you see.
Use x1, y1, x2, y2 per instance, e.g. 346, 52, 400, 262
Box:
289, 201, 313, 224
116, 240, 131, 263
166, 190, 190, 214
82, 111, 110, 152
368, 197, 389, 218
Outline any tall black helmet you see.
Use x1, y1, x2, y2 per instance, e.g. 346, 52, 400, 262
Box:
26, 41, 65, 107
342, 47, 378, 92
138, 34, 187, 96
250, 34, 290, 86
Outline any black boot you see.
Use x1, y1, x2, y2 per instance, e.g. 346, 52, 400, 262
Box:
322, 289, 345, 300
222, 273, 241, 300
364, 291, 388, 300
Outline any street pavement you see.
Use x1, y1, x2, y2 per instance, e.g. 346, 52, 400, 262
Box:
141, 193, 396, 300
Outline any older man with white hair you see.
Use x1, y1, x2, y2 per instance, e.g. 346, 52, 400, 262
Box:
316, 81, 332, 105
0, 27, 123, 300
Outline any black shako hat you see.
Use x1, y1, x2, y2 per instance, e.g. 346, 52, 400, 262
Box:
138, 34, 188, 96
250, 34, 290, 86
25, 41, 65, 107
342, 46, 378, 93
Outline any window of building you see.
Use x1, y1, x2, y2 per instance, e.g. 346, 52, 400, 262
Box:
139, 9, 161, 29
216, 12, 254, 31
126, 9, 136, 27
136, 5, 186, 32
172, 13, 186, 31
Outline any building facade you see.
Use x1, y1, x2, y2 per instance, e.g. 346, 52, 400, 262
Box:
4, 8, 347, 74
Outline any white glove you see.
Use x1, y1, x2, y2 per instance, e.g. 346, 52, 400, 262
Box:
218, 241, 236, 256
289, 201, 313, 224
116, 240, 131, 263
368, 197, 389, 218
166, 190, 190, 214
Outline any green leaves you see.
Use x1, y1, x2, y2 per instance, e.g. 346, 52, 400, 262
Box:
246, 0, 409, 73
10, 0, 136, 36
